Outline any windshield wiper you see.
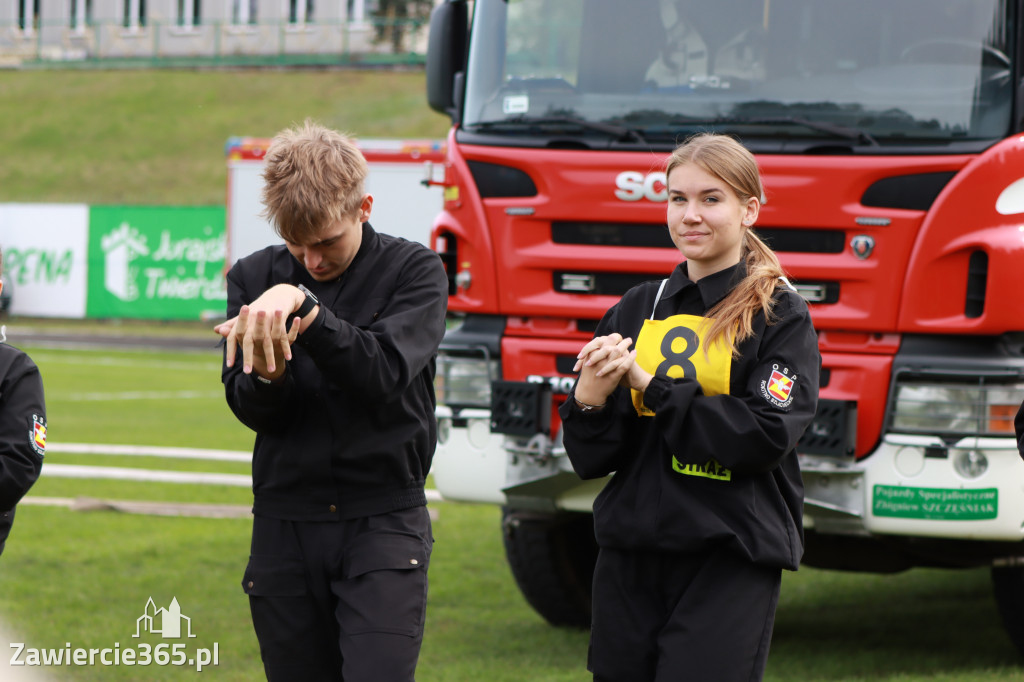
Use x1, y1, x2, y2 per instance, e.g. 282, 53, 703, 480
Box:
467, 116, 647, 144
667, 115, 880, 146
745, 117, 880, 146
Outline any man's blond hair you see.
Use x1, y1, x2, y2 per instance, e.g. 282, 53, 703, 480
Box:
260, 119, 369, 243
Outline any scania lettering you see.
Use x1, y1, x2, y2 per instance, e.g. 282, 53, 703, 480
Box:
614, 172, 668, 202
424, 0, 1024, 653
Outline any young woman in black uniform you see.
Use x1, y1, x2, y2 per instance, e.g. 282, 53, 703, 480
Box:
559, 133, 821, 681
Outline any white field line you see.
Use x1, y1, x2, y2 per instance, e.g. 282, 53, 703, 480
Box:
40, 443, 443, 501
47, 442, 251, 462
56, 390, 223, 401
42, 464, 252, 487
17, 496, 74, 508
25, 351, 221, 370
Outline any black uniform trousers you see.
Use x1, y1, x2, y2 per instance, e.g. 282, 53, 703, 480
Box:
590, 545, 781, 682
243, 506, 432, 682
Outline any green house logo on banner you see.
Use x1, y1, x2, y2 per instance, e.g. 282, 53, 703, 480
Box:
87, 206, 227, 320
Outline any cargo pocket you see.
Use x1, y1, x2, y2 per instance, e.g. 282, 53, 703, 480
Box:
242, 554, 319, 664
337, 533, 430, 637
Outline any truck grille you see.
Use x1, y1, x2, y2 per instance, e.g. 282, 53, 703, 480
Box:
553, 271, 659, 296
554, 270, 838, 304
552, 222, 845, 254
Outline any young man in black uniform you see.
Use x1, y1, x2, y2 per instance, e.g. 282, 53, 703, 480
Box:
0, 252, 47, 558
217, 120, 448, 681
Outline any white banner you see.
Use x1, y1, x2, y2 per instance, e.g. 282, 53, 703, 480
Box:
0, 204, 89, 318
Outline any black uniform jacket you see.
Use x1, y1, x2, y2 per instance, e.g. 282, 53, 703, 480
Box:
223, 223, 448, 521
0, 343, 46, 555
560, 261, 820, 570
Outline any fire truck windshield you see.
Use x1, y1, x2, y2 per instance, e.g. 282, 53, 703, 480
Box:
461, 0, 1013, 151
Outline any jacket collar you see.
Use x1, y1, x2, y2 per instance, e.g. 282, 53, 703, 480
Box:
290, 221, 377, 287
662, 260, 747, 310
347, 221, 377, 275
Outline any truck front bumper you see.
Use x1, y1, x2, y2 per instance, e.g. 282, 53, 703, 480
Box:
803, 434, 1024, 542
432, 406, 607, 512
432, 406, 507, 505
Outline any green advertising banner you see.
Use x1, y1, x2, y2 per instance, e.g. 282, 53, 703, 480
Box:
87, 206, 227, 320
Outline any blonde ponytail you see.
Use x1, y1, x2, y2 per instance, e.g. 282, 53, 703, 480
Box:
703, 230, 786, 357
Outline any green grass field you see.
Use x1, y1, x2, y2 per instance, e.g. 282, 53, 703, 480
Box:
0, 341, 1020, 681
0, 69, 450, 206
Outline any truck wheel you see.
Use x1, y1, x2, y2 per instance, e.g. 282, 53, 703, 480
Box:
501, 507, 598, 628
991, 564, 1024, 656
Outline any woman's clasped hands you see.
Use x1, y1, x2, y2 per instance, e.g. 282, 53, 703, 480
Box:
572, 333, 653, 407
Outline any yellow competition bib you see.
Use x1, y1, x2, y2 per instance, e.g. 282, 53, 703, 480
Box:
631, 314, 733, 416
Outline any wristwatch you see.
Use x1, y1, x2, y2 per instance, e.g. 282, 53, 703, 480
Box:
289, 284, 320, 324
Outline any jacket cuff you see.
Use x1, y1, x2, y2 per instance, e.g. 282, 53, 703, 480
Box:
244, 367, 294, 401
642, 375, 672, 412
295, 304, 333, 351
559, 393, 615, 431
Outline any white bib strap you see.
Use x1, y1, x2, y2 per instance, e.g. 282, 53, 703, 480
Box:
650, 279, 669, 320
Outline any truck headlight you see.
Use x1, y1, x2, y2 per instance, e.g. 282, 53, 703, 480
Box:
435, 351, 500, 408
953, 449, 989, 479
890, 377, 1024, 437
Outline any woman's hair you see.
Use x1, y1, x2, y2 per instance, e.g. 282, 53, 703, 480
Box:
666, 133, 787, 356
260, 119, 369, 244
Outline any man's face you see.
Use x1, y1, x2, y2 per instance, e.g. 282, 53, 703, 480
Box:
285, 196, 371, 281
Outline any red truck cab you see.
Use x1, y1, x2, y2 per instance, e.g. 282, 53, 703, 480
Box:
425, 0, 1024, 653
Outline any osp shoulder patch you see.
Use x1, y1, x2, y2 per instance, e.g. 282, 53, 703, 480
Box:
760, 364, 797, 410
30, 413, 46, 457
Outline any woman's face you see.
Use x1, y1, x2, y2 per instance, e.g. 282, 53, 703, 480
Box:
666, 162, 759, 280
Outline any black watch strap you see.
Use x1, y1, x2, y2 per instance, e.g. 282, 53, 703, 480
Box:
289, 284, 319, 324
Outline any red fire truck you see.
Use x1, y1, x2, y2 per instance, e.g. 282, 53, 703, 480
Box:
424, 0, 1024, 652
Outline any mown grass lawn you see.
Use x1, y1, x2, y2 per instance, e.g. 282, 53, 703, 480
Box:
0, 69, 450, 206
4, 503, 1023, 682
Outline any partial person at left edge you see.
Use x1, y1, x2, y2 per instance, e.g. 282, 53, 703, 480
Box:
0, 247, 47, 558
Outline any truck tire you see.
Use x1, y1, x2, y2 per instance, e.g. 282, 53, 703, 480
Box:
992, 565, 1024, 657
501, 507, 598, 628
